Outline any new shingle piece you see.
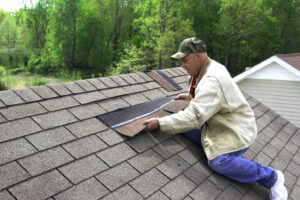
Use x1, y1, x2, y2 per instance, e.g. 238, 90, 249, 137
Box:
63, 82, 85, 94
69, 103, 105, 120
75, 80, 97, 91
9, 170, 72, 200
0, 162, 30, 190
62, 135, 107, 158
96, 162, 140, 191
129, 168, 169, 198
33, 110, 77, 129
101, 184, 144, 200
0, 118, 41, 143
59, 155, 108, 184
87, 78, 108, 90
18, 146, 74, 176
31, 85, 58, 99
73, 91, 106, 104
15, 88, 42, 102
99, 97, 129, 112
66, 118, 107, 138
48, 83, 71, 96
0, 90, 24, 105
26, 127, 76, 151
40, 96, 79, 111
96, 143, 136, 167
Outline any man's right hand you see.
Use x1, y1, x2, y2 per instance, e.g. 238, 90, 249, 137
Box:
175, 93, 190, 101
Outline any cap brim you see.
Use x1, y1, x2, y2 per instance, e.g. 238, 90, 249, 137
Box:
170, 52, 187, 60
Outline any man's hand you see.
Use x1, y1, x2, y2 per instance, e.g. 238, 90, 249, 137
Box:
175, 93, 190, 101
143, 118, 159, 131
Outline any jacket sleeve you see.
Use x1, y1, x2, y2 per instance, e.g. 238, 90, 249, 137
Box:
158, 76, 222, 134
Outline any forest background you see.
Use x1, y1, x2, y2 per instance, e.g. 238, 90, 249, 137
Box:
0, 0, 300, 90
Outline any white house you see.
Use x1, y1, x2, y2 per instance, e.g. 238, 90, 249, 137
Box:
234, 53, 300, 128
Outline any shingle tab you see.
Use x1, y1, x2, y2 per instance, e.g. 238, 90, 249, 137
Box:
126, 132, 157, 153
0, 162, 30, 190
129, 168, 169, 198
190, 180, 222, 200
73, 91, 106, 104
59, 155, 108, 184
110, 76, 129, 86
101, 184, 144, 200
156, 155, 190, 179
123, 84, 148, 93
129, 73, 146, 83
147, 191, 169, 200
75, 80, 97, 91
99, 97, 129, 112
122, 93, 149, 105
0, 103, 47, 120
96, 162, 140, 191
97, 143, 136, 167
137, 72, 152, 81
0, 190, 15, 200
9, 170, 72, 200
63, 82, 85, 94
161, 175, 196, 200
119, 74, 138, 84
15, 88, 42, 102
63, 135, 107, 158
216, 185, 243, 200
153, 139, 184, 159
40, 96, 79, 111
33, 110, 77, 129
48, 83, 71, 96
31, 85, 58, 99
99, 77, 118, 87
87, 78, 108, 90
143, 89, 166, 100
18, 146, 74, 176
101, 87, 128, 98
184, 162, 212, 184
66, 118, 107, 138
0, 90, 24, 105
97, 129, 125, 146
0, 118, 41, 143
54, 177, 109, 200
143, 82, 161, 90
26, 127, 76, 151
68, 103, 105, 120
178, 144, 205, 165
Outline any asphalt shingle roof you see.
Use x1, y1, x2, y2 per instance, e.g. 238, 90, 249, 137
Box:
0, 67, 300, 200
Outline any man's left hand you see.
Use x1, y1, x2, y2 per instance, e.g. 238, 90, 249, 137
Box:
143, 118, 159, 131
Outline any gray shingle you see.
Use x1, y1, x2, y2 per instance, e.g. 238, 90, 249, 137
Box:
87, 78, 108, 90
287, 161, 300, 176
129, 73, 146, 83
161, 175, 196, 200
123, 84, 148, 93
122, 93, 149, 105
290, 185, 300, 200
97, 143, 136, 167
119, 74, 138, 84
63, 135, 107, 158
0, 118, 42, 143
130, 168, 169, 198
66, 118, 107, 138
9, 170, 72, 200
99, 77, 118, 87
270, 136, 286, 150
59, 155, 108, 184
0, 162, 30, 190
147, 191, 169, 200
0, 114, 5, 123
68, 103, 105, 120
102, 184, 144, 200
153, 139, 184, 159
0, 191, 15, 200
143, 89, 166, 100
143, 82, 161, 90
172, 76, 188, 84
178, 144, 205, 165
54, 178, 108, 200
73, 91, 106, 104
18, 146, 74, 176
190, 180, 222, 200
0, 103, 47, 120
285, 141, 299, 154
156, 155, 190, 179
0, 90, 24, 105
40, 96, 79, 111
98, 97, 129, 112
165, 68, 179, 77
126, 132, 157, 153
15, 88, 42, 102
278, 148, 294, 163
216, 185, 243, 200
110, 76, 129, 86
97, 129, 125, 146
0, 138, 37, 165
101, 87, 128, 98
208, 173, 230, 190
254, 152, 272, 167
31, 85, 58, 99
0, 100, 5, 108
179, 82, 189, 91
48, 83, 71, 96
26, 127, 76, 151
137, 72, 152, 81
96, 162, 140, 191
270, 156, 288, 171
262, 143, 279, 159
184, 162, 212, 184
128, 149, 164, 173
173, 67, 185, 75
63, 82, 85, 94
75, 80, 97, 91
33, 110, 77, 129
242, 190, 265, 200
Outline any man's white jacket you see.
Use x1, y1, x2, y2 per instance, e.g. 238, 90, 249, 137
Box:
158, 58, 257, 160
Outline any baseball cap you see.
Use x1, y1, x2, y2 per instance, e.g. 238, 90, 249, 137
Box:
171, 37, 206, 60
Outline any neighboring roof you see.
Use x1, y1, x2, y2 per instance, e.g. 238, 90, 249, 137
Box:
234, 54, 300, 83
0, 68, 300, 200
276, 53, 300, 71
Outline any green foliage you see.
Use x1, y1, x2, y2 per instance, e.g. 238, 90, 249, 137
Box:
0, 66, 6, 76
31, 79, 48, 86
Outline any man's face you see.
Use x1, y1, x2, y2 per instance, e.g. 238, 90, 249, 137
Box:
179, 53, 200, 76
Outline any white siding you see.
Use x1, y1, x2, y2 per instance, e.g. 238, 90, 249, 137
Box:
238, 79, 300, 128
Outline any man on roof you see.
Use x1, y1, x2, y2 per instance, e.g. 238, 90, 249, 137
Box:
143, 37, 288, 200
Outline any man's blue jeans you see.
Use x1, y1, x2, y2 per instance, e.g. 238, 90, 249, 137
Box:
184, 129, 277, 189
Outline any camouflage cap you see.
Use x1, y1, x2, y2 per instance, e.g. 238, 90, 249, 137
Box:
171, 37, 206, 60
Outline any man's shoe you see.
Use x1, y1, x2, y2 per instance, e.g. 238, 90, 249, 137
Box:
270, 170, 288, 200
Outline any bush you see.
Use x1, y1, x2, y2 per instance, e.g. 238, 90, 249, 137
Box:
8, 66, 26, 74
0, 66, 6, 76
31, 79, 48, 86
0, 80, 7, 91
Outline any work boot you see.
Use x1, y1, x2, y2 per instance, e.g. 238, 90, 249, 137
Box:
270, 170, 288, 200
